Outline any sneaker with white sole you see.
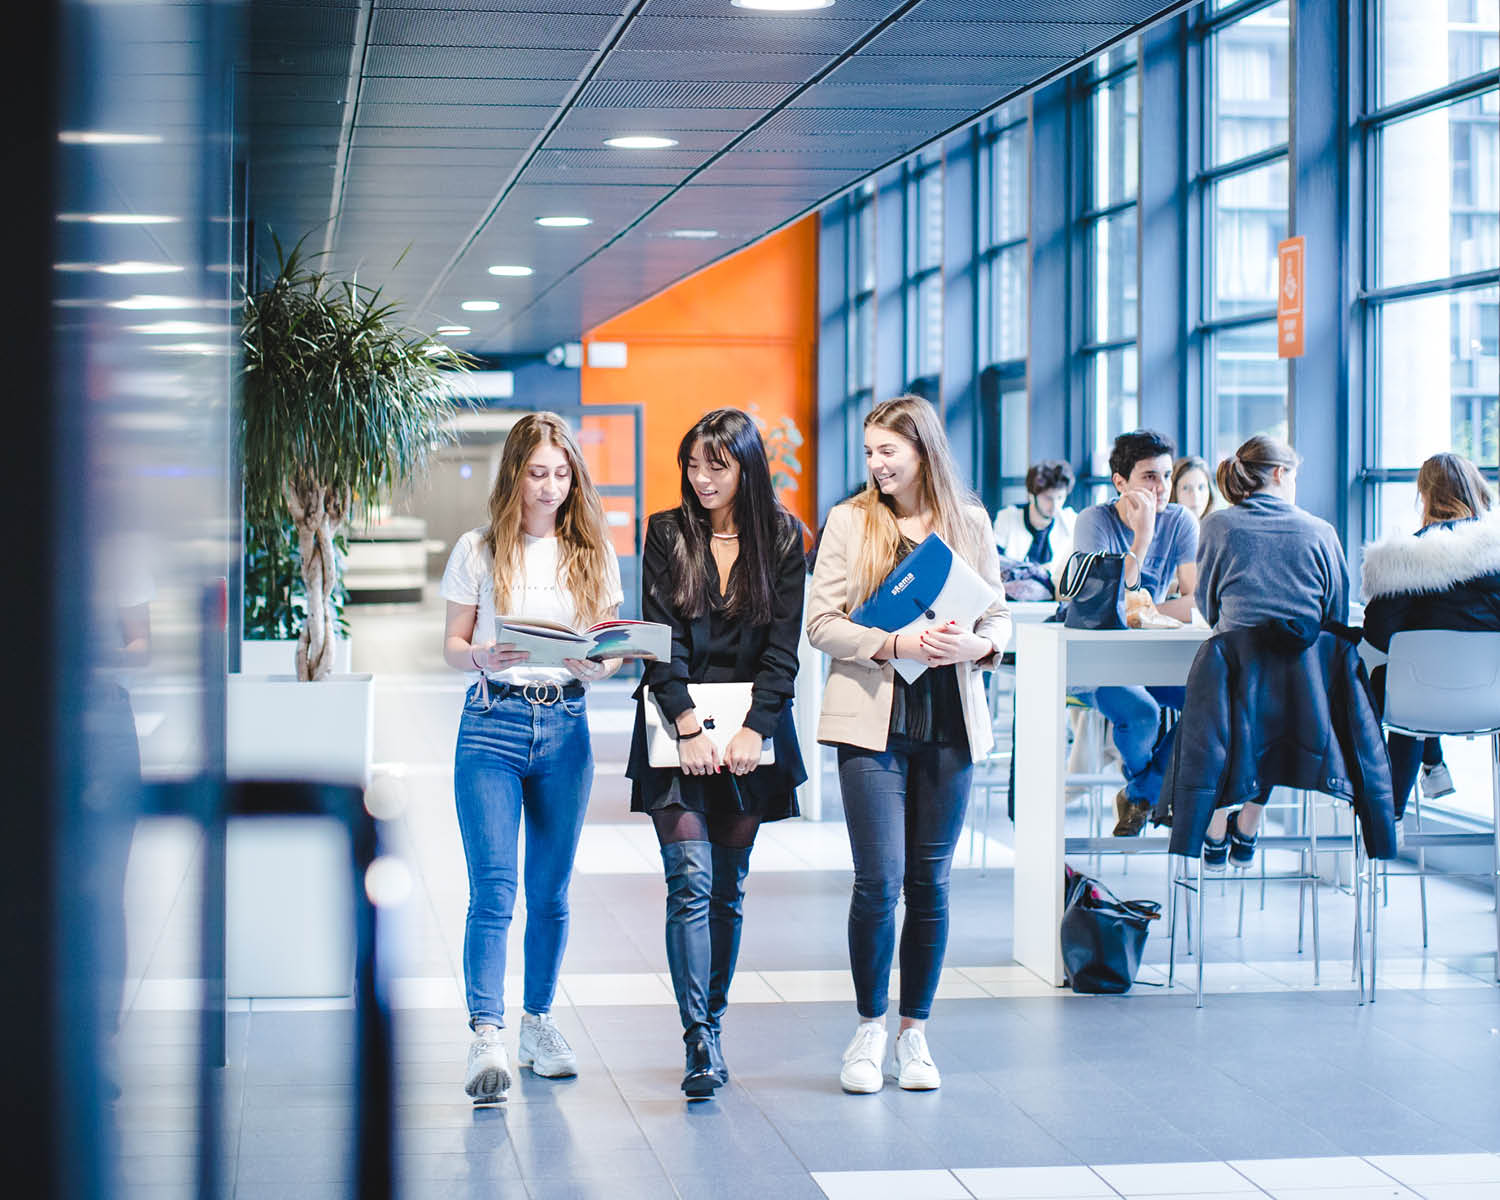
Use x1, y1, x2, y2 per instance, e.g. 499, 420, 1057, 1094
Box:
464, 1030, 511, 1101
518, 1012, 578, 1078
839, 1021, 888, 1094
894, 1027, 941, 1091
1420, 762, 1456, 799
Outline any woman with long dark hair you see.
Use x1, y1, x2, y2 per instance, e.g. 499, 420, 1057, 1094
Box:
441, 412, 623, 1103
627, 408, 807, 1099
807, 394, 1011, 1094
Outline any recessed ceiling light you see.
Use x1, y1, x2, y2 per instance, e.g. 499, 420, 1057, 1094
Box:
108, 295, 199, 310
58, 131, 164, 145
435, 325, 472, 336
460, 300, 500, 312
55, 261, 185, 275
57, 213, 179, 225
487, 265, 534, 277
670, 229, 720, 239
535, 216, 592, 227
731, 0, 835, 9
604, 135, 678, 150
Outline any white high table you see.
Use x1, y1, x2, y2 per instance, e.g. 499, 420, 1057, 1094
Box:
1012, 621, 1212, 986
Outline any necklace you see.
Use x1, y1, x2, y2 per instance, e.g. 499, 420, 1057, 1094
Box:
711, 531, 739, 540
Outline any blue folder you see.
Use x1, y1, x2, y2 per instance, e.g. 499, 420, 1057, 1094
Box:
852, 533, 958, 630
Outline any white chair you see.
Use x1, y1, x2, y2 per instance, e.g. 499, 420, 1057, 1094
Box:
1381, 629, 1500, 984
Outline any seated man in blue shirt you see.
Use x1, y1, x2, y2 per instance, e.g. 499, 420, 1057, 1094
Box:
1071, 430, 1199, 835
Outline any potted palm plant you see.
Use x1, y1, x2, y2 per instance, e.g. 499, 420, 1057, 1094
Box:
240, 238, 466, 680
228, 239, 467, 995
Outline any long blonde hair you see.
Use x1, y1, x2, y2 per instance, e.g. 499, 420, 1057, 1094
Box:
486, 412, 613, 626
848, 395, 987, 604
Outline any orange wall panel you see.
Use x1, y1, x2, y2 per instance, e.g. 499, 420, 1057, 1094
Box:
581, 217, 819, 532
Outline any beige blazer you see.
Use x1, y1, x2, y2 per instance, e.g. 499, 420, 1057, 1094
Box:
807, 500, 1012, 760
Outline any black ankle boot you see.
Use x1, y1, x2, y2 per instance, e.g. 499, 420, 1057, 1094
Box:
705, 1028, 728, 1085
682, 1029, 721, 1098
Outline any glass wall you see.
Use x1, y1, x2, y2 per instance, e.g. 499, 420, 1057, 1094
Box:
1083, 46, 1140, 478
1365, 1, 1499, 513
1199, 0, 1290, 462
906, 148, 944, 387
980, 100, 1031, 509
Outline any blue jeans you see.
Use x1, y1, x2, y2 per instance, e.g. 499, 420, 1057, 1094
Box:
1074, 685, 1187, 806
838, 735, 972, 1021
454, 683, 593, 1028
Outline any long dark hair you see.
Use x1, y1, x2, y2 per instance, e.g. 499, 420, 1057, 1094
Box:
665, 408, 792, 625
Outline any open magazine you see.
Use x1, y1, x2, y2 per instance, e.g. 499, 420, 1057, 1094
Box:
494, 616, 671, 666
849, 533, 999, 683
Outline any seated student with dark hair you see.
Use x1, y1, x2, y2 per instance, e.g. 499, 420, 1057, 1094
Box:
1071, 430, 1199, 835
993, 459, 1077, 594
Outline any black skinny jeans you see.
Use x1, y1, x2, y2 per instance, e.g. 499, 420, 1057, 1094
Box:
838, 734, 972, 1021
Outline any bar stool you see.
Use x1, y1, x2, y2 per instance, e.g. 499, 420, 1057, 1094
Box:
1380, 629, 1500, 984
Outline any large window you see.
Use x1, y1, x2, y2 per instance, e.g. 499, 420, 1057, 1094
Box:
904, 148, 944, 388
980, 101, 1031, 509
1083, 46, 1140, 476
1364, 0, 1500, 820
1198, 0, 1290, 462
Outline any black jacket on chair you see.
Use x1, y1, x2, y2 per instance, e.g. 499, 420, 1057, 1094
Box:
1152, 622, 1397, 859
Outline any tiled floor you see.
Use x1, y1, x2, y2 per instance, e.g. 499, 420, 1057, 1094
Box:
110, 598, 1500, 1199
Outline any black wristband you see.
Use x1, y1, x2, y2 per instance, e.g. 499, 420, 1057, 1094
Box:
677, 727, 704, 741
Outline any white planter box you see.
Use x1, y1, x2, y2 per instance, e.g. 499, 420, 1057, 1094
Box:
238, 637, 351, 676
225, 672, 374, 997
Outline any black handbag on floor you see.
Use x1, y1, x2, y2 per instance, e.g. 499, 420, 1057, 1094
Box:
1060, 867, 1161, 994
1057, 550, 1128, 630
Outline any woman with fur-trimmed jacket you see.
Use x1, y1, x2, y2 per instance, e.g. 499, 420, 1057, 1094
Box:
1361, 453, 1500, 816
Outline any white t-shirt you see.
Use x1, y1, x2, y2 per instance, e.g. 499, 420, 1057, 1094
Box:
440, 526, 624, 687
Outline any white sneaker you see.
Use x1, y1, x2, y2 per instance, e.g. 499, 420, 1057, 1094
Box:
464, 1030, 511, 1101
1420, 762, 1456, 799
894, 1027, 941, 1091
518, 1012, 578, 1078
839, 1021, 888, 1094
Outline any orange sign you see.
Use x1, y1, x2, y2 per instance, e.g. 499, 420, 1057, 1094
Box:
1276, 236, 1305, 358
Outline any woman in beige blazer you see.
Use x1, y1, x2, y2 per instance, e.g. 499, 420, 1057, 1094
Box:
807, 395, 1011, 1096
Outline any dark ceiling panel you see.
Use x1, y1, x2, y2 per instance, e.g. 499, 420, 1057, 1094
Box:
346, 147, 528, 170
545, 109, 758, 137
369, 9, 620, 49
789, 82, 1017, 110
824, 53, 1071, 86
352, 125, 543, 149
575, 78, 797, 108
614, 16, 872, 55
755, 106, 973, 135
355, 103, 557, 129
867, 20, 1130, 58
383, 0, 627, 10
597, 50, 835, 83
358, 77, 579, 106
363, 45, 596, 77
913, 0, 1164, 19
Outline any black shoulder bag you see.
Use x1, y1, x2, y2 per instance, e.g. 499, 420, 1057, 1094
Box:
1060, 867, 1161, 994
1057, 550, 1128, 630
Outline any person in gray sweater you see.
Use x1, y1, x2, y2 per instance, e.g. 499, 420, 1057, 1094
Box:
1192, 434, 1352, 869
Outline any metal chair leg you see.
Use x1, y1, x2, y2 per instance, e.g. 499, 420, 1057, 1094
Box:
1167, 854, 1179, 988
1491, 733, 1500, 983
1308, 793, 1321, 987
1194, 851, 1205, 1008
1413, 789, 1429, 949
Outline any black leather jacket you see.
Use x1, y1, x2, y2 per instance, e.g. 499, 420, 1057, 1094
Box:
1153, 621, 1397, 859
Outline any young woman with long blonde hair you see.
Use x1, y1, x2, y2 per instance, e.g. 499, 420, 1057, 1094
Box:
807, 395, 1011, 1094
440, 411, 623, 1103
